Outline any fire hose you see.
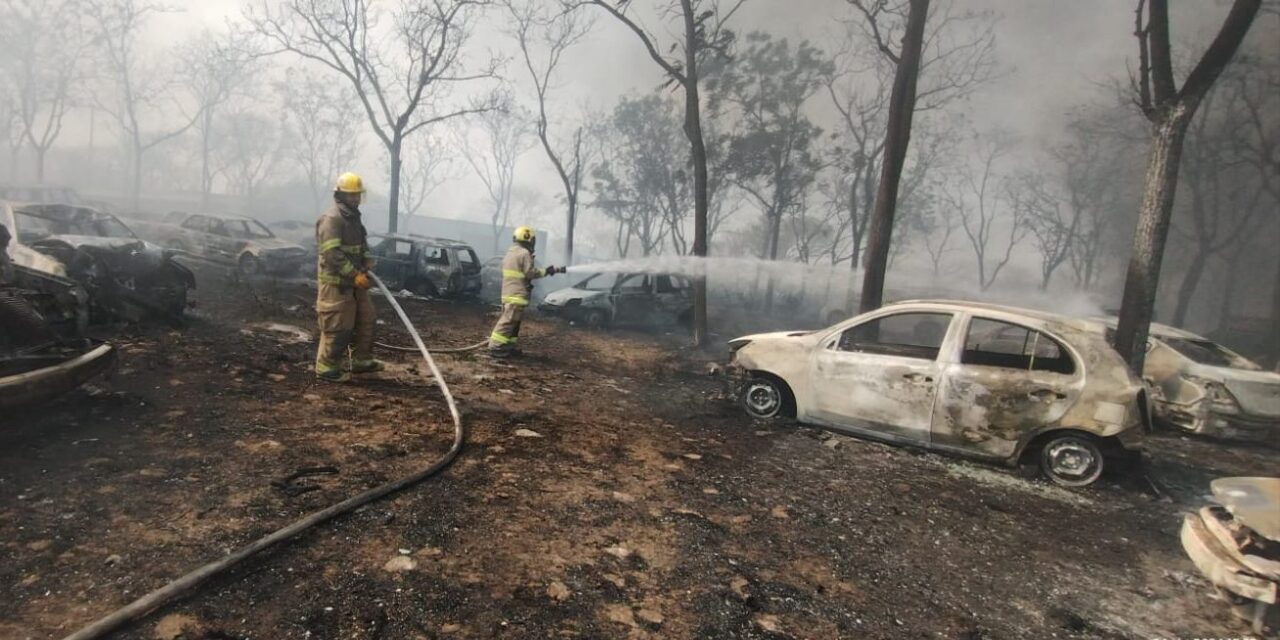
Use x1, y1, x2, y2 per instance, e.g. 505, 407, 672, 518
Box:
61, 272, 465, 640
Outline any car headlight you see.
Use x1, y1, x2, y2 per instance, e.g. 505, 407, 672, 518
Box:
1186, 376, 1241, 415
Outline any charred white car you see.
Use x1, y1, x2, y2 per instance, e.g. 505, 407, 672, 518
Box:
728, 301, 1149, 486
1119, 322, 1280, 441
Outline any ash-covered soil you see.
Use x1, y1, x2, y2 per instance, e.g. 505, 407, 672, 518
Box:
0, 262, 1273, 640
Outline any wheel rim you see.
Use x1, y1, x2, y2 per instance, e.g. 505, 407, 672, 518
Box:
1044, 439, 1100, 484
744, 381, 781, 417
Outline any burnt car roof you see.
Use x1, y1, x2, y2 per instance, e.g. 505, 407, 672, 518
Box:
9, 202, 128, 225
370, 233, 474, 248
887, 299, 1096, 331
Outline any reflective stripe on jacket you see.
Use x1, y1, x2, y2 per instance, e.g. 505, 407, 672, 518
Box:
316, 202, 369, 287
499, 244, 544, 306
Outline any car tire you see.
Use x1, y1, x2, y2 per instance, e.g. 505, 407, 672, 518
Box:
1038, 433, 1104, 487
741, 375, 792, 420
238, 254, 263, 277
583, 309, 608, 329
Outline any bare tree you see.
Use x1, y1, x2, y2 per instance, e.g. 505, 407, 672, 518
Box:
944, 133, 1027, 291
709, 32, 830, 311
1233, 51, 1280, 366
590, 93, 683, 258
276, 69, 362, 214
1168, 76, 1268, 326
0, 0, 89, 183
395, 133, 457, 225
456, 100, 536, 254
506, 0, 594, 265
86, 0, 203, 211
248, 0, 499, 232
213, 107, 285, 199
825, 0, 995, 278
1112, 0, 1261, 371
1007, 170, 1080, 290
0, 91, 20, 181
576, 0, 744, 346
180, 29, 258, 208
920, 194, 956, 276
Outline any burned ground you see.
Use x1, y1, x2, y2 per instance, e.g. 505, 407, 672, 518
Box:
0, 262, 1274, 640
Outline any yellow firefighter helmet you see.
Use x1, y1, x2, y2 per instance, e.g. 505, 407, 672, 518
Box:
513, 226, 536, 243
334, 172, 366, 193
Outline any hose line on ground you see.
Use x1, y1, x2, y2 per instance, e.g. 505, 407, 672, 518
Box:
61, 272, 466, 640
375, 339, 489, 354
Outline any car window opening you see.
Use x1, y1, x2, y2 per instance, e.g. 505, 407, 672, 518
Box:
836, 312, 952, 361
962, 317, 1075, 375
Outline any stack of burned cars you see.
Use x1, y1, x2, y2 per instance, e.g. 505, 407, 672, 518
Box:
727, 300, 1150, 486
2, 201, 194, 325
131, 211, 309, 277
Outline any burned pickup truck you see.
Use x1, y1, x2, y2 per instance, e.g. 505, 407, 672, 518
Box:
369, 234, 482, 298
3, 201, 194, 324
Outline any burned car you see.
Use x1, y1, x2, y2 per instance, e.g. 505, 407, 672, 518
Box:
540, 272, 694, 329
1180, 477, 1279, 637
3, 202, 194, 323
136, 211, 309, 276
369, 234, 482, 298
728, 300, 1149, 486
1123, 323, 1278, 441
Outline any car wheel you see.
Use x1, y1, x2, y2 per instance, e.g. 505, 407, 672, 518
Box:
583, 309, 607, 329
741, 375, 789, 420
238, 254, 263, 276
1039, 434, 1104, 487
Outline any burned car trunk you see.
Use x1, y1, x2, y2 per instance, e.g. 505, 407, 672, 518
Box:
3, 202, 194, 325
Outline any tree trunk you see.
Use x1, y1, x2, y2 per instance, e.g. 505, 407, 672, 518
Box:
858, 0, 929, 313
680, 0, 710, 347
388, 139, 403, 234
35, 146, 46, 184
1171, 246, 1208, 327
763, 211, 783, 313
1217, 252, 1240, 333
1269, 254, 1280, 369
131, 141, 143, 213
1114, 108, 1193, 370
200, 111, 213, 210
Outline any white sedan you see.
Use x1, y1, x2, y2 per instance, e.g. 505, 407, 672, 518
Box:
727, 300, 1149, 486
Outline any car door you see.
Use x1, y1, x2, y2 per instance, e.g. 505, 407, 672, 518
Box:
611, 274, 652, 326
652, 275, 692, 325
205, 218, 237, 261
932, 315, 1081, 459
371, 238, 414, 289
177, 215, 208, 254
807, 311, 954, 444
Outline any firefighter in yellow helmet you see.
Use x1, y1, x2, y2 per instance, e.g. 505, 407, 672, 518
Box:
314, 172, 383, 382
488, 225, 561, 358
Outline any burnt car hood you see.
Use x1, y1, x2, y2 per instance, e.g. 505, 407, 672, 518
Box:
246, 237, 306, 253
46, 235, 145, 252
542, 287, 607, 307
1187, 363, 1280, 418
729, 330, 816, 347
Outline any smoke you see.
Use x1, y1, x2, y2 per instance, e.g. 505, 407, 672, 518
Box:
566, 255, 1106, 321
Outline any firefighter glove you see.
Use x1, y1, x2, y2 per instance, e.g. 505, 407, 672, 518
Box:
353, 271, 372, 289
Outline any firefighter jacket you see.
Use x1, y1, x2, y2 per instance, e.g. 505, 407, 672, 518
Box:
499, 243, 545, 306
315, 202, 371, 287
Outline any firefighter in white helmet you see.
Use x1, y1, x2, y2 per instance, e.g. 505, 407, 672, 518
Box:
314, 172, 383, 382
488, 226, 561, 357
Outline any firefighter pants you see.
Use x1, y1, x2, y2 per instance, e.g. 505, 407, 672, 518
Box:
488, 303, 525, 352
315, 283, 375, 374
